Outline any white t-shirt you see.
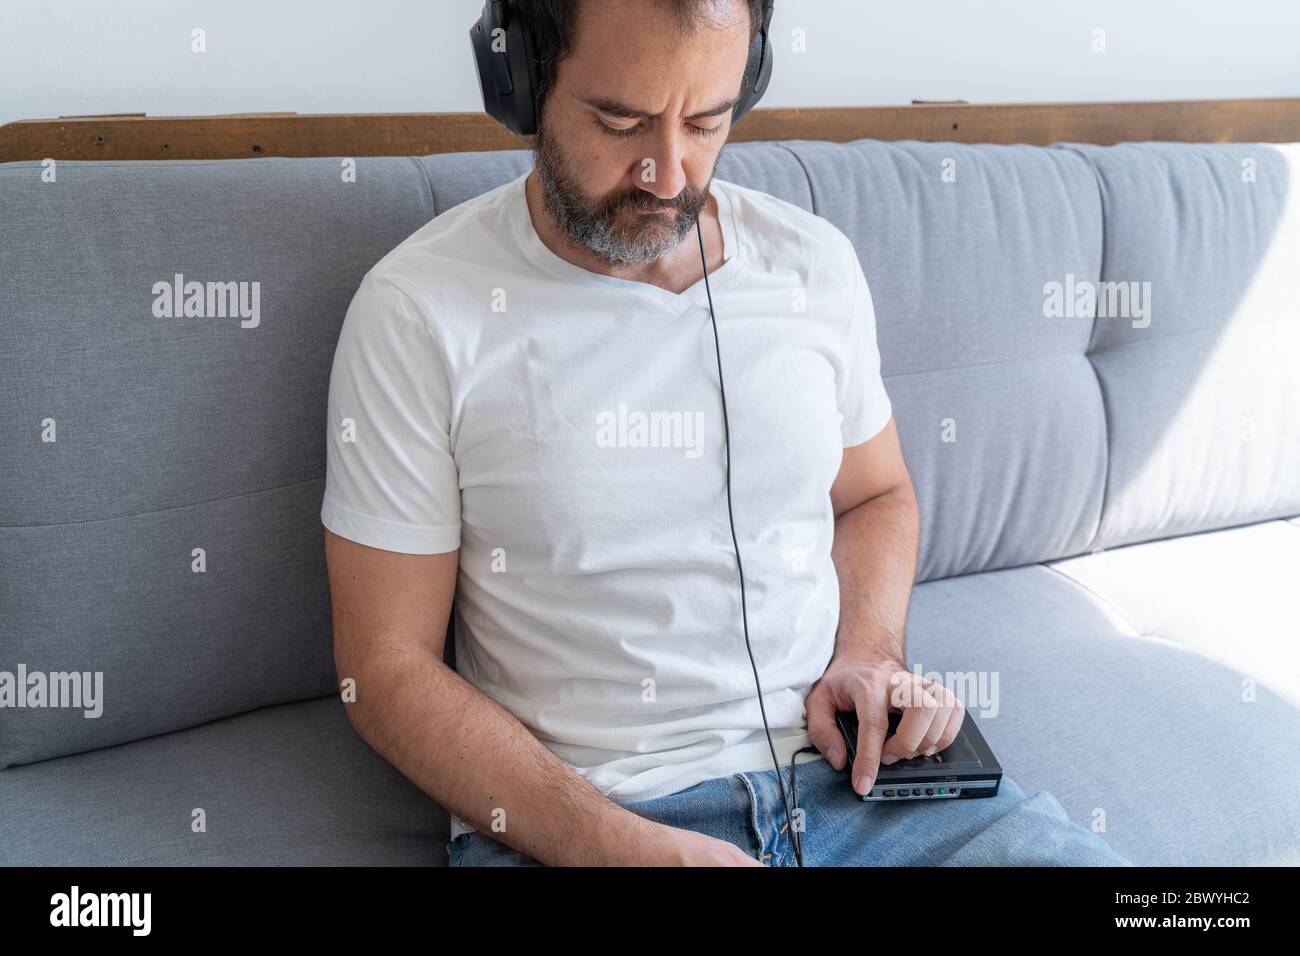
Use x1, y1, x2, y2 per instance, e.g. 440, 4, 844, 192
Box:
320, 169, 892, 842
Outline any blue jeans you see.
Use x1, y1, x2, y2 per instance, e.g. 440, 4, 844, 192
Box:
445, 754, 1134, 866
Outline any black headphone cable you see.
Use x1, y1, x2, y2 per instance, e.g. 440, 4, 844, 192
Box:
696, 213, 808, 868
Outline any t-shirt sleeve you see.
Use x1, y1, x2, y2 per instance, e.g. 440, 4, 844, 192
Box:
320, 271, 461, 554
837, 247, 894, 448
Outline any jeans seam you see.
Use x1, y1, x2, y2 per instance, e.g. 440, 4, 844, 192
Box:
733, 771, 767, 861
777, 766, 796, 867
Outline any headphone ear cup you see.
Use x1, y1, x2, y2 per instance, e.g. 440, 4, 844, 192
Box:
732, 1, 774, 125
469, 0, 541, 137
469, 1, 503, 127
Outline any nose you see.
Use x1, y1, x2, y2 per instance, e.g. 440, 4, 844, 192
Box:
635, 124, 691, 202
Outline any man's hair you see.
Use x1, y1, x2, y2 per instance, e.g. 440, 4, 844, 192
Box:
528, 0, 765, 124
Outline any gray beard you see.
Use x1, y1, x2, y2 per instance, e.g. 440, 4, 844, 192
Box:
533, 123, 719, 266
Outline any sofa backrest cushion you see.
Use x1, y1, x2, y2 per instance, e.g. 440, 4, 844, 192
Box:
0, 157, 436, 767
786, 140, 1108, 579
1058, 142, 1300, 550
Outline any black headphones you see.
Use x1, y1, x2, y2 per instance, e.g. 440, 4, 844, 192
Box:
470, 0, 775, 136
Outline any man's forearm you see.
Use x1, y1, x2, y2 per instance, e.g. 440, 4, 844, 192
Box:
343, 649, 662, 866
830, 484, 920, 667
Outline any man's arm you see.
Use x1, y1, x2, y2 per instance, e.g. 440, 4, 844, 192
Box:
828, 417, 919, 667
807, 418, 965, 795
323, 530, 760, 866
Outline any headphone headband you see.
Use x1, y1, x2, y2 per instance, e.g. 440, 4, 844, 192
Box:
470, 0, 775, 137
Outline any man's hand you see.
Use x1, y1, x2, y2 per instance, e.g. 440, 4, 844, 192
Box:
656, 828, 767, 867
806, 655, 965, 795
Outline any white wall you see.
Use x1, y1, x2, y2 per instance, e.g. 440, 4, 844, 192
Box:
2, 0, 1298, 128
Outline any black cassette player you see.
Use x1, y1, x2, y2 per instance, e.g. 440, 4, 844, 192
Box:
835, 708, 1003, 801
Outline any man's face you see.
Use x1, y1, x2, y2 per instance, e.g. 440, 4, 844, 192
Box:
533, 0, 753, 266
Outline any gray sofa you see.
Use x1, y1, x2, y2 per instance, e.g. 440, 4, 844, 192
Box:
2, 137, 1298, 866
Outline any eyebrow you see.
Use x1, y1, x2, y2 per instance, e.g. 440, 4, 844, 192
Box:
575, 93, 738, 122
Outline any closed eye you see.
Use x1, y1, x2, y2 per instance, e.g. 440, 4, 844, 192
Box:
594, 118, 724, 140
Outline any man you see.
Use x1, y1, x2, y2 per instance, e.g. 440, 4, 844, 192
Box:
321, 0, 1131, 867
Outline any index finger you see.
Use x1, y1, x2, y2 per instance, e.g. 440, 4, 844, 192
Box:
850, 680, 889, 795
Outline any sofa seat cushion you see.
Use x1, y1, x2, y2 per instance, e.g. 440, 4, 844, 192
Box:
905, 518, 1300, 867
0, 696, 448, 866
1047, 517, 1300, 708
5, 519, 1297, 867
